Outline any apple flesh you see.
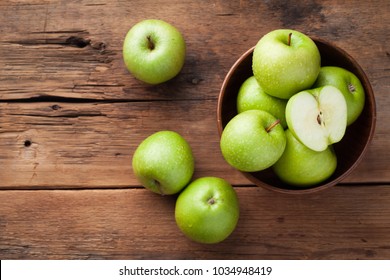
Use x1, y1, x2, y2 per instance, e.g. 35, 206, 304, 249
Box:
252, 29, 321, 99
237, 76, 288, 128
313, 66, 365, 125
132, 130, 194, 195
175, 177, 239, 244
123, 19, 186, 84
220, 110, 286, 172
273, 130, 337, 187
286, 85, 347, 152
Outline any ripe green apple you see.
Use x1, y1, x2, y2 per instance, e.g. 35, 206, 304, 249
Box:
175, 177, 239, 244
252, 29, 321, 99
237, 76, 288, 128
123, 19, 186, 84
313, 66, 365, 125
220, 110, 286, 172
132, 130, 194, 195
273, 129, 337, 187
286, 85, 347, 152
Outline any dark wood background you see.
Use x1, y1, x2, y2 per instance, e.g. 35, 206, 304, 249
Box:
0, 0, 389, 259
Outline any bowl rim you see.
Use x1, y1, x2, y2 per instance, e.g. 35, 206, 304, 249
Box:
217, 38, 377, 194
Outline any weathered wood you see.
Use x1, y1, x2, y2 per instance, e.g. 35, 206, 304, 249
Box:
0, 0, 388, 102
0, 100, 242, 188
0, 101, 388, 188
0, 0, 389, 260
1, 186, 390, 260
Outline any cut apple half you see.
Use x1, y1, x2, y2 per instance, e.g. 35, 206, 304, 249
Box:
286, 85, 347, 152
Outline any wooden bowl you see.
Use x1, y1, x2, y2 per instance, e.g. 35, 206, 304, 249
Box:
217, 38, 376, 194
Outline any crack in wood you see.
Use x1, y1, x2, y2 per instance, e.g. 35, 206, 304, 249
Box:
30, 30, 89, 34
9, 112, 107, 118
0, 94, 214, 104
3, 30, 109, 52
7, 36, 91, 49
65, 36, 90, 48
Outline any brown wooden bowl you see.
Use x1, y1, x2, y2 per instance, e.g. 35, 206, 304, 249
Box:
217, 38, 376, 194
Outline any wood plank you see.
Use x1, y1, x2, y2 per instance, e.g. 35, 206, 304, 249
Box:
0, 101, 388, 189
0, 100, 242, 188
0, 0, 242, 101
0, 0, 388, 187
0, 0, 388, 102
1, 186, 390, 259
0, 0, 389, 262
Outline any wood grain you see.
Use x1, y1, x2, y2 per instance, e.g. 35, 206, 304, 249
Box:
0, 100, 244, 188
1, 186, 390, 260
0, 0, 389, 260
0, 0, 388, 189
0, 0, 388, 102
0, 100, 388, 189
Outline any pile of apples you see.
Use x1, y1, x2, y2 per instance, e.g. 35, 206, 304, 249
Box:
125, 19, 239, 244
220, 29, 365, 187
124, 20, 366, 244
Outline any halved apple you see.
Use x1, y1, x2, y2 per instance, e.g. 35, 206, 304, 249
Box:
286, 85, 347, 152
313, 66, 365, 126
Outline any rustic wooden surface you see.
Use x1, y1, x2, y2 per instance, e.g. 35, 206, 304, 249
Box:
0, 0, 389, 259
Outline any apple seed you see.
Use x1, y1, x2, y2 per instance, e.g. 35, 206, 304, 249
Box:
317, 111, 325, 126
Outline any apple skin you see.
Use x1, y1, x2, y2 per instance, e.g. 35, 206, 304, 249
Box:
286, 85, 347, 152
123, 19, 186, 85
175, 177, 239, 244
237, 76, 288, 128
313, 66, 365, 126
132, 130, 194, 195
273, 130, 337, 187
220, 110, 286, 172
252, 29, 321, 99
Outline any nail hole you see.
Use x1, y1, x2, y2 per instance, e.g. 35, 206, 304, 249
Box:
92, 42, 106, 52
51, 104, 61, 110
24, 140, 32, 147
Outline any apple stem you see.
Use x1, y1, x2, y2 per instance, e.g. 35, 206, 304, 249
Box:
287, 32, 292, 46
146, 35, 155, 50
266, 119, 281, 133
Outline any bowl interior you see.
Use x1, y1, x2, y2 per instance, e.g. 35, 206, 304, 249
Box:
217, 38, 376, 194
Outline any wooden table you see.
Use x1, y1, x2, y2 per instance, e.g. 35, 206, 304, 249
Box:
0, 0, 389, 260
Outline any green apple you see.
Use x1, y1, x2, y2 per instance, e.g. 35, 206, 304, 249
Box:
252, 29, 321, 99
237, 76, 288, 128
313, 66, 365, 125
220, 110, 286, 172
273, 129, 337, 187
132, 130, 194, 195
286, 85, 347, 152
123, 19, 186, 84
175, 177, 239, 244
